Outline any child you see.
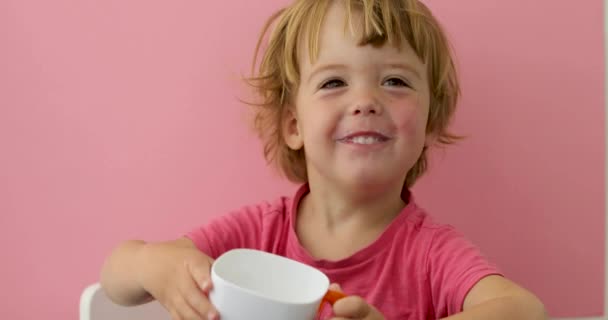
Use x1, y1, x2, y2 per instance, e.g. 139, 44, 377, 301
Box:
100, 0, 547, 319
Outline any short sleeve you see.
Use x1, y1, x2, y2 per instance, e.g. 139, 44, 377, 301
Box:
426, 226, 502, 317
185, 204, 267, 259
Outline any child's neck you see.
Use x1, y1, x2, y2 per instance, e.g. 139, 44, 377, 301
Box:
296, 177, 406, 261
302, 176, 406, 234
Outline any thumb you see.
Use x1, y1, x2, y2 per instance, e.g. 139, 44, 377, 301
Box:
329, 283, 343, 292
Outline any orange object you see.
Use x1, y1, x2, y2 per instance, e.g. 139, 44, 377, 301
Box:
317, 289, 348, 315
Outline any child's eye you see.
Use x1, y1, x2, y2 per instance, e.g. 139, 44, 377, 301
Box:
320, 79, 346, 89
383, 77, 409, 87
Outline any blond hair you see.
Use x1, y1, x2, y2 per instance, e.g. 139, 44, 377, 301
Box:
247, 0, 460, 188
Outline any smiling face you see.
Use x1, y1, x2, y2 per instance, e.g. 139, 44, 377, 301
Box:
282, 1, 432, 193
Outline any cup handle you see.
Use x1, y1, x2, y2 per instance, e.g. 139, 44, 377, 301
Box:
317, 289, 348, 316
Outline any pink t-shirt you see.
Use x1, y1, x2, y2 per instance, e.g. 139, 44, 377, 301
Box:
186, 185, 501, 319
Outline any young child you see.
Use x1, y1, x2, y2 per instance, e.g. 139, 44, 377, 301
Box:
100, 0, 547, 319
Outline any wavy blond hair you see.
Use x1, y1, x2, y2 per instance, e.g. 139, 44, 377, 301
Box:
246, 0, 460, 188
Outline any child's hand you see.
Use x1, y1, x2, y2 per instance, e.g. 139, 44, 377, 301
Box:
329, 284, 385, 320
136, 239, 219, 320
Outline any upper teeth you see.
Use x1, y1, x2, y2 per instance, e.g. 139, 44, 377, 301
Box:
351, 136, 381, 144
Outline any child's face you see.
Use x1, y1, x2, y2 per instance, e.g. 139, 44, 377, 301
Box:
284, 2, 432, 192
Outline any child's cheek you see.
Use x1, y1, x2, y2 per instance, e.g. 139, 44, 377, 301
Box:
395, 108, 427, 140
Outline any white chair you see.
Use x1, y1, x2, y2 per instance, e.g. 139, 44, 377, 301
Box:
80, 283, 170, 320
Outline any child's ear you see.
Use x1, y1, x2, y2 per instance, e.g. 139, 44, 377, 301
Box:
282, 106, 304, 150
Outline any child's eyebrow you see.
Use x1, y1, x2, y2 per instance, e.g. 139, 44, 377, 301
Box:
306, 64, 348, 84
385, 63, 423, 81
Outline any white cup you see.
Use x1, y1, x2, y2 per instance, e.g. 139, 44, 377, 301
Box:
208, 249, 345, 320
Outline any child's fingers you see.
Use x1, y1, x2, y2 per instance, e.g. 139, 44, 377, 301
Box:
172, 295, 206, 320
176, 260, 218, 319
185, 257, 214, 294
183, 287, 219, 320
332, 296, 371, 319
329, 283, 343, 292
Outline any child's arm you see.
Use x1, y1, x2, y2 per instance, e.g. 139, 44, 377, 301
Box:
329, 276, 546, 320
100, 239, 153, 305
100, 238, 219, 318
441, 275, 547, 320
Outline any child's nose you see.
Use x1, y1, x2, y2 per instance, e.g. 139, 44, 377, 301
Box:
350, 88, 383, 116
351, 100, 382, 116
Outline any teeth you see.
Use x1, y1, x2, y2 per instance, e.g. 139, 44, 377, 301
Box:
351, 136, 381, 144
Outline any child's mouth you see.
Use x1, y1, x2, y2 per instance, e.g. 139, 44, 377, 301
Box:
337, 131, 390, 145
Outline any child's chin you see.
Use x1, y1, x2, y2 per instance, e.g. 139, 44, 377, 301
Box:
339, 171, 396, 190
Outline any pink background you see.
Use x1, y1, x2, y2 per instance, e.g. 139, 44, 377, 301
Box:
0, 0, 604, 318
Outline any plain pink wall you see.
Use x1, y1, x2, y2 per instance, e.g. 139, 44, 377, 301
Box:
0, 0, 603, 318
